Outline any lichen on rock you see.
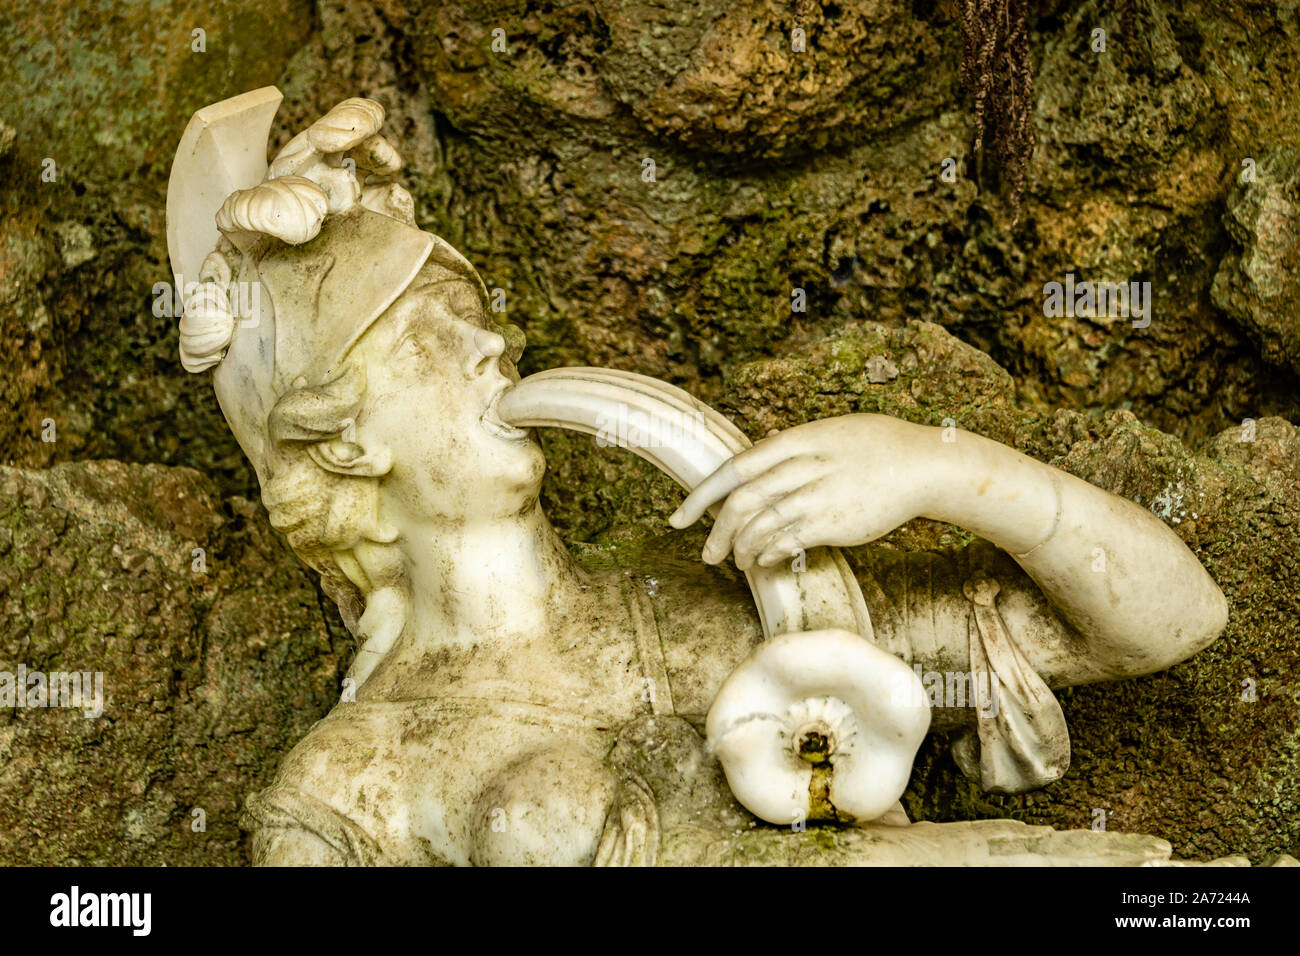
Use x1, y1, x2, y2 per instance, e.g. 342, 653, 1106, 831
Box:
0, 462, 349, 865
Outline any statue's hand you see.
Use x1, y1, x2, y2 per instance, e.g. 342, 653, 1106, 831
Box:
592, 773, 659, 867
668, 414, 939, 570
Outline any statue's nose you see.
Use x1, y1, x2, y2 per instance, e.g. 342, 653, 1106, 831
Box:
474, 327, 506, 361
470, 327, 507, 377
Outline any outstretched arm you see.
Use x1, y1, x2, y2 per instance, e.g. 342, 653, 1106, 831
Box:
669, 414, 1228, 683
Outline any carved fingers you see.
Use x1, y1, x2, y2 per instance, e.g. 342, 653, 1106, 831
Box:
732, 483, 829, 570
669, 414, 929, 567
670, 431, 839, 569
697, 457, 815, 565
671, 435, 792, 528
593, 773, 658, 867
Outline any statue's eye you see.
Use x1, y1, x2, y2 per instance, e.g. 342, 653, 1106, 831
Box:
396, 332, 424, 360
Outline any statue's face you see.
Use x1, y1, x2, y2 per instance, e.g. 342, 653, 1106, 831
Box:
354, 272, 545, 521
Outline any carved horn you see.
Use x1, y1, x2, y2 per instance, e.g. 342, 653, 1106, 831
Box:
498, 366, 874, 640
499, 367, 930, 825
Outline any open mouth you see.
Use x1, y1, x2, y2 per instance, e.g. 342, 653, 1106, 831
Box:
481, 386, 531, 441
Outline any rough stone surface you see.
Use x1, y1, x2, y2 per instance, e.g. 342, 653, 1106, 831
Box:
706, 321, 1299, 862
1212, 146, 1300, 376
0, 0, 315, 495
521, 319, 1300, 862
0, 462, 350, 865
905, 411, 1300, 863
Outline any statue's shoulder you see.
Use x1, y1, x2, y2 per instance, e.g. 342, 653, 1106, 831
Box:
577, 531, 764, 715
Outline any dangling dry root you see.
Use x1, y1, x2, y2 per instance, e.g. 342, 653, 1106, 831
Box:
959, 0, 1035, 222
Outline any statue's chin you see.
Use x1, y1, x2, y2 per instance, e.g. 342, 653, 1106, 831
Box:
486, 438, 548, 513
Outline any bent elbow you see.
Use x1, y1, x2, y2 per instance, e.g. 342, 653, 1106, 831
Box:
1191, 576, 1230, 653
1110, 571, 1228, 679
1162, 572, 1228, 669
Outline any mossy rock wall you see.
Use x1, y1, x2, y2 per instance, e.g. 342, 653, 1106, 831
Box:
0, 462, 349, 865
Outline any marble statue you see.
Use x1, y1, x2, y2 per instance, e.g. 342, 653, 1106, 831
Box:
166, 89, 1234, 866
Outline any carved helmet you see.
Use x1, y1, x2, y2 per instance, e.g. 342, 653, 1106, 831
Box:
166, 89, 489, 485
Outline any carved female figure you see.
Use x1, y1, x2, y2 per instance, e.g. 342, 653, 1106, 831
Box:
168, 91, 1228, 866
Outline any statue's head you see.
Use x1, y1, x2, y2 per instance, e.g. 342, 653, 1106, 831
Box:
175, 97, 543, 633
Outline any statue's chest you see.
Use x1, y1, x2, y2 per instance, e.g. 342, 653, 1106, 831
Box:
410, 576, 662, 724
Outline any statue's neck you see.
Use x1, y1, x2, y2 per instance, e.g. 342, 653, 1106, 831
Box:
395, 501, 585, 653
